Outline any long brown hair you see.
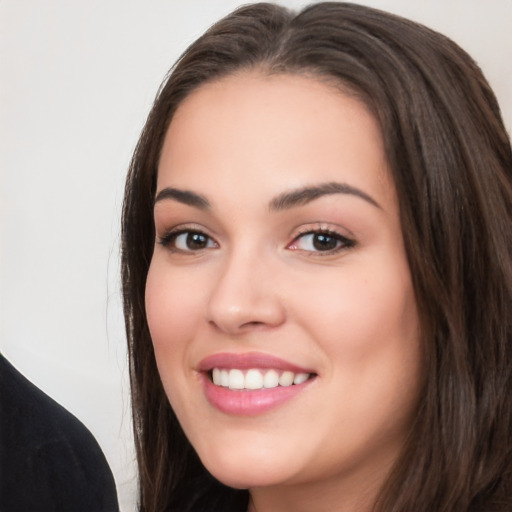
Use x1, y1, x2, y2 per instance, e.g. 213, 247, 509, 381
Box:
121, 3, 512, 511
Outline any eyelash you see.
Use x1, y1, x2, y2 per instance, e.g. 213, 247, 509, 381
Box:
288, 228, 356, 255
158, 228, 217, 252
158, 227, 355, 255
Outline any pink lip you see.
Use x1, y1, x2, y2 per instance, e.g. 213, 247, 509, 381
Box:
198, 352, 312, 373
198, 352, 316, 416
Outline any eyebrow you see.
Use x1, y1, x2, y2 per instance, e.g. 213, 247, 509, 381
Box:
269, 182, 381, 211
153, 181, 381, 211
154, 187, 211, 209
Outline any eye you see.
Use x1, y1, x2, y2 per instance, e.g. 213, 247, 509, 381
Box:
159, 230, 217, 252
288, 230, 355, 254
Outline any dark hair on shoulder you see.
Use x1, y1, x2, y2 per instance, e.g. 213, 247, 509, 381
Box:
121, 3, 512, 511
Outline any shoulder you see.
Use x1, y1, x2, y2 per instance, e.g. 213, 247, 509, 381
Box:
0, 353, 119, 511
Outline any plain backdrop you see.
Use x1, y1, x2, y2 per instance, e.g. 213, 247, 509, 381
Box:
1, 1, 510, 510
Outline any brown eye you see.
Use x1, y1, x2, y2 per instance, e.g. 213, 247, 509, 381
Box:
160, 230, 217, 252
184, 232, 210, 250
311, 233, 339, 251
289, 230, 355, 254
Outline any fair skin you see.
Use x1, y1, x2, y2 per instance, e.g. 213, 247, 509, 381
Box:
145, 72, 421, 512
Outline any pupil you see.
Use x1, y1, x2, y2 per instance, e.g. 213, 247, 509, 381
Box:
313, 233, 337, 251
187, 232, 207, 249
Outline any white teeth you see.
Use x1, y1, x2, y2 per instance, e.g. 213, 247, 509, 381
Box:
245, 369, 264, 389
228, 369, 245, 390
279, 371, 294, 387
263, 369, 279, 388
212, 368, 311, 390
293, 373, 309, 385
220, 369, 229, 387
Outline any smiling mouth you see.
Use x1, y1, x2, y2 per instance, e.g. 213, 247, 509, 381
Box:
210, 368, 315, 390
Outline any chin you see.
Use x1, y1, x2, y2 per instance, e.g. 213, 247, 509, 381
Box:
207, 469, 282, 490
199, 450, 295, 490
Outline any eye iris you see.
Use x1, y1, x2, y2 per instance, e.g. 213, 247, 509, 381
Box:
313, 233, 338, 251
187, 232, 208, 249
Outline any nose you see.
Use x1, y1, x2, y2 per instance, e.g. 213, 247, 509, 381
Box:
205, 249, 286, 335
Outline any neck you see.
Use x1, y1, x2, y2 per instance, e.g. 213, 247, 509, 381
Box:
246, 461, 391, 512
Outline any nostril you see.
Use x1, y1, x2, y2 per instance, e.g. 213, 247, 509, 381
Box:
241, 321, 265, 328
208, 318, 268, 333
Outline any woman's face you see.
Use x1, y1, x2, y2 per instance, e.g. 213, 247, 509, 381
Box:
146, 72, 421, 502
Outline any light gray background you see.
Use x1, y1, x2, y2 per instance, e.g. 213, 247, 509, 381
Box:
1, 1, 510, 510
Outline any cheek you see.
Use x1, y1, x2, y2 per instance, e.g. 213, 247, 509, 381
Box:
144, 260, 212, 436
291, 252, 419, 367
145, 261, 202, 380
295, 256, 421, 442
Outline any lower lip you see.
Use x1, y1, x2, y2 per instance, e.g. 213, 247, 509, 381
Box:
202, 373, 314, 416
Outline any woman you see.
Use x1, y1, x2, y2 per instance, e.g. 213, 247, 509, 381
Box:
121, 3, 512, 511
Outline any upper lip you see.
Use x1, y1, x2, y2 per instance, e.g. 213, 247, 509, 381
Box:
197, 352, 314, 374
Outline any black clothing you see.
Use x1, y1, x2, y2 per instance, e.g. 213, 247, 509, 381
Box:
0, 353, 119, 511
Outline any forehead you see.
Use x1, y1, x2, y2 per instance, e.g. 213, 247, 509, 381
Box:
166, 71, 377, 147
158, 72, 394, 208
